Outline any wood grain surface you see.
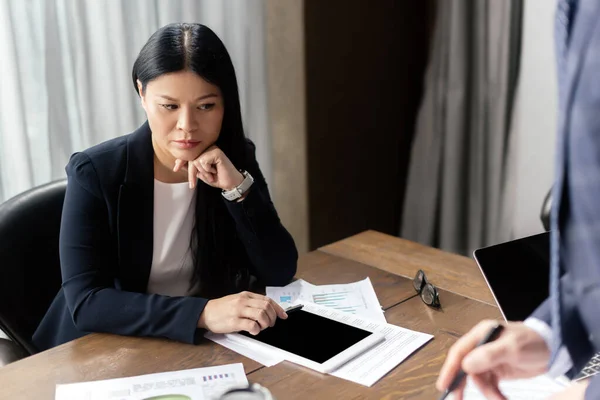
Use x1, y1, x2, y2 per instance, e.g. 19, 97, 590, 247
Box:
0, 232, 501, 399
297, 250, 416, 309
320, 230, 497, 305
0, 332, 263, 398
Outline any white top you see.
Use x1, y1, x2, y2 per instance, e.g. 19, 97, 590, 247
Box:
147, 179, 197, 297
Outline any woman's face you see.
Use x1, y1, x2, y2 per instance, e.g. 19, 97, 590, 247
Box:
138, 70, 224, 165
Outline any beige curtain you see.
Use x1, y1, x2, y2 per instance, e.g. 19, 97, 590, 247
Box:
0, 0, 271, 203
401, 0, 523, 255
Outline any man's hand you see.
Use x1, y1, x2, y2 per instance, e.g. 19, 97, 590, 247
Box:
437, 320, 551, 400
549, 379, 589, 400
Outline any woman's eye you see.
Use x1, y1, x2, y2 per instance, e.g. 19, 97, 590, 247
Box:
160, 104, 178, 110
199, 103, 215, 111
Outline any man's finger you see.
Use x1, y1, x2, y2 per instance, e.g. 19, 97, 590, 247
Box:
453, 384, 465, 400
463, 339, 512, 374
437, 320, 500, 390
471, 373, 507, 400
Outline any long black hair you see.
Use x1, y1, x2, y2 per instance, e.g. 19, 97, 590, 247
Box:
132, 23, 251, 298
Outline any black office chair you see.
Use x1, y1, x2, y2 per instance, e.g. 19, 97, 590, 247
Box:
540, 188, 552, 231
0, 179, 67, 366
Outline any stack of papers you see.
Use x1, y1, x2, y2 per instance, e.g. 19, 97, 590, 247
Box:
208, 300, 433, 387
55, 363, 248, 400
459, 374, 568, 399
301, 302, 432, 386
208, 278, 388, 369
266, 278, 386, 322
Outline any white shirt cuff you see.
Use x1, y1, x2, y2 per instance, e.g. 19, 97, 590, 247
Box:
524, 317, 573, 378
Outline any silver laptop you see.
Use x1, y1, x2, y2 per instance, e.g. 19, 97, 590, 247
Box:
473, 231, 599, 381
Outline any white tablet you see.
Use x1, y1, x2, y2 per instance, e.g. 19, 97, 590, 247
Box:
224, 305, 385, 373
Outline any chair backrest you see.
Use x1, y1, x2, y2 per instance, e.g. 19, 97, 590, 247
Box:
540, 188, 552, 231
0, 179, 67, 354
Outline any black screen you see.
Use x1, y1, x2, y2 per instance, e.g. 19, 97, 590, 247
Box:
474, 232, 550, 321
239, 309, 373, 364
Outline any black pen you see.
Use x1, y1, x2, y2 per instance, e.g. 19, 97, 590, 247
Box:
438, 324, 505, 400
284, 304, 303, 314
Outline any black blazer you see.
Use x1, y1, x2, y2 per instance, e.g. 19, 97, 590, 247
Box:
32, 122, 298, 352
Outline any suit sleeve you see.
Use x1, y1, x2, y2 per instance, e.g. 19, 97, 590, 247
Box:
529, 271, 577, 325
223, 141, 298, 286
586, 374, 600, 400
530, 297, 552, 325
60, 153, 207, 344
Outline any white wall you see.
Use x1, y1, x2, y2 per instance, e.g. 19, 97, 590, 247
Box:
506, 0, 558, 239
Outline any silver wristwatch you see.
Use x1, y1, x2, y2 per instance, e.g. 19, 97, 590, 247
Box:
221, 170, 254, 201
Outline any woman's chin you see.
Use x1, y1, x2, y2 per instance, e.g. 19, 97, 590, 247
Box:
170, 147, 203, 162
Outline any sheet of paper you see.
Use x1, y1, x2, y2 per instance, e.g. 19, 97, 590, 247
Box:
266, 278, 386, 323
55, 363, 247, 400
298, 302, 433, 387
205, 332, 284, 367
458, 374, 567, 400
223, 301, 432, 387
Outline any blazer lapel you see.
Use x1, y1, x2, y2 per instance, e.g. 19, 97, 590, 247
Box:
117, 121, 155, 293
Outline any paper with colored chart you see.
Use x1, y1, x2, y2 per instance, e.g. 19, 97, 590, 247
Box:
266, 278, 386, 323
55, 363, 247, 400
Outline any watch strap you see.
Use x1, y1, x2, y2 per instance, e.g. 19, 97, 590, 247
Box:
221, 170, 254, 201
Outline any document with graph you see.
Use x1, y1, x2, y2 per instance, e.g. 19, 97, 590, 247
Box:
55, 363, 247, 400
266, 278, 386, 322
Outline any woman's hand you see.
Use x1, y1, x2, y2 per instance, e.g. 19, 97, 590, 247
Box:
173, 145, 244, 190
197, 291, 288, 335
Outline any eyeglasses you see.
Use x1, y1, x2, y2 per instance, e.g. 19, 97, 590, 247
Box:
413, 269, 440, 308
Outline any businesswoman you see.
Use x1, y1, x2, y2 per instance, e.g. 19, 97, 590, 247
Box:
33, 23, 298, 351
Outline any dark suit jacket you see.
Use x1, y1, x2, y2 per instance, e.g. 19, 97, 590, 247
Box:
32, 122, 298, 351
531, 0, 600, 397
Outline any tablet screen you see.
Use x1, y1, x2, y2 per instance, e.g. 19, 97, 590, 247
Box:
239, 309, 373, 364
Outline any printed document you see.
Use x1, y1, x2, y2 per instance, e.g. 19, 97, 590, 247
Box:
459, 374, 567, 400
300, 302, 432, 386
266, 278, 386, 322
55, 363, 248, 400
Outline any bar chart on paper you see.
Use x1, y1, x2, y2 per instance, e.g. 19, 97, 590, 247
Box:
266, 278, 386, 322
312, 290, 367, 314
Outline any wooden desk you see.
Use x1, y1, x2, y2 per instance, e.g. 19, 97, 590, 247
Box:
321, 230, 496, 305
0, 231, 500, 399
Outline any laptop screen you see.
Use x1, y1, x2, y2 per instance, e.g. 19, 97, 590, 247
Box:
473, 232, 550, 321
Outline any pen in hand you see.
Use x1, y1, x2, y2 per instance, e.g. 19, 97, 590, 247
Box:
438, 323, 505, 400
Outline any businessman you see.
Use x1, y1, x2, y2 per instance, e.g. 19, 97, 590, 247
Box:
436, 0, 600, 399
